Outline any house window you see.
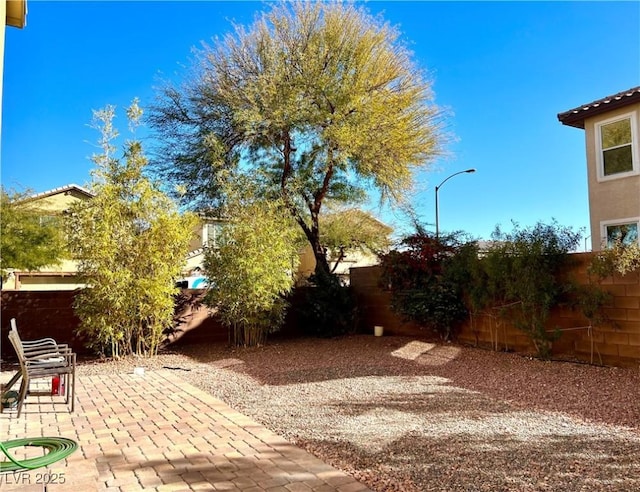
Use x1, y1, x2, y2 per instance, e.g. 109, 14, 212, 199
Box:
596, 112, 638, 180
602, 218, 640, 247
38, 214, 58, 226
203, 222, 225, 248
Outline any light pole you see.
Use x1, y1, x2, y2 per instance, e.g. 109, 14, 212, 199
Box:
435, 168, 476, 239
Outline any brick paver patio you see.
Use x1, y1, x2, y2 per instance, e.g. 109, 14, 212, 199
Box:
1, 370, 371, 491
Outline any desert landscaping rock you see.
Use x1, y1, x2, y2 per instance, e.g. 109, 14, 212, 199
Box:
78, 335, 640, 491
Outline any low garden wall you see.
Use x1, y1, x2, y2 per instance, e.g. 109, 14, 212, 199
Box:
350, 252, 640, 368
4, 253, 638, 368
1, 290, 85, 357
1, 290, 226, 359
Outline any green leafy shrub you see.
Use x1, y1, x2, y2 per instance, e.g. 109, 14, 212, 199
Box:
1, 187, 67, 280
294, 271, 357, 338
569, 283, 613, 327
380, 230, 473, 340
204, 181, 300, 347
569, 239, 640, 340
68, 101, 197, 357
482, 221, 581, 358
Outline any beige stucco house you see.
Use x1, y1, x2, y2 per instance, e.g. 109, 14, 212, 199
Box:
558, 87, 640, 250
183, 218, 387, 287
296, 245, 383, 285
178, 218, 226, 288
4, 184, 210, 290
3, 184, 94, 290
4, 182, 387, 289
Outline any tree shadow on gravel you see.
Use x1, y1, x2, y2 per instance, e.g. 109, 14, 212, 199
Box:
300, 432, 640, 492
327, 390, 514, 418
166, 335, 640, 429
141, 335, 640, 428
242, 364, 423, 385
175, 336, 424, 377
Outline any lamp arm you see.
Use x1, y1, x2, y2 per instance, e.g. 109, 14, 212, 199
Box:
436, 170, 470, 190
434, 168, 475, 240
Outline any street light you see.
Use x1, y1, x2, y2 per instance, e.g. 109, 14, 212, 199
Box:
435, 168, 476, 239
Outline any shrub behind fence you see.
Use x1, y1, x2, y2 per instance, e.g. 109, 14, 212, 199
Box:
351, 253, 640, 367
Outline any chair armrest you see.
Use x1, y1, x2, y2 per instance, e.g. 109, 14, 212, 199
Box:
23, 347, 75, 364
22, 339, 66, 350
25, 351, 75, 371
22, 343, 71, 358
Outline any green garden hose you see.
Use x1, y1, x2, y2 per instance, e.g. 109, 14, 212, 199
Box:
0, 437, 77, 473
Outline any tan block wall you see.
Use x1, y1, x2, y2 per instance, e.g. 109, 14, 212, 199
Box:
1, 290, 226, 358
351, 253, 640, 368
1, 290, 87, 356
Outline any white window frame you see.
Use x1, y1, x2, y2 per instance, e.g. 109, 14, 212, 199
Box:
202, 223, 214, 248
595, 110, 639, 182
202, 222, 225, 249
600, 217, 640, 248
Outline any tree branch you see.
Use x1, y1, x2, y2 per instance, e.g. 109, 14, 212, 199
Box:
330, 246, 346, 274
281, 129, 293, 189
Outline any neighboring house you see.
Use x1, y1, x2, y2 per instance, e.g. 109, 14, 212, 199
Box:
297, 245, 386, 286
4, 183, 387, 289
183, 217, 387, 287
3, 184, 94, 290
4, 184, 208, 290
179, 218, 227, 288
558, 86, 640, 250
4, 184, 212, 291
3, 185, 218, 291
297, 213, 393, 285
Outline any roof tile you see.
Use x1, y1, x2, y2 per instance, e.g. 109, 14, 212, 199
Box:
558, 86, 640, 128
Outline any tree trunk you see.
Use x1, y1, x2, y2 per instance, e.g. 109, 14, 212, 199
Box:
279, 133, 333, 279
309, 232, 331, 278
282, 191, 332, 278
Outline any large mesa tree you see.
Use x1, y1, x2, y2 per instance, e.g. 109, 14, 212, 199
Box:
150, 1, 443, 277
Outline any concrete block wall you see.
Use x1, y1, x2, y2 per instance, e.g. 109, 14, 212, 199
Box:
350, 253, 640, 368
1, 290, 226, 359
350, 266, 425, 337
1, 290, 87, 357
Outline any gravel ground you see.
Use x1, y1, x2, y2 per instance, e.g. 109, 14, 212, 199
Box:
75, 335, 640, 491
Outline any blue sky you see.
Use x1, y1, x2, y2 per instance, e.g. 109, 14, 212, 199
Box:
2, 1, 639, 247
